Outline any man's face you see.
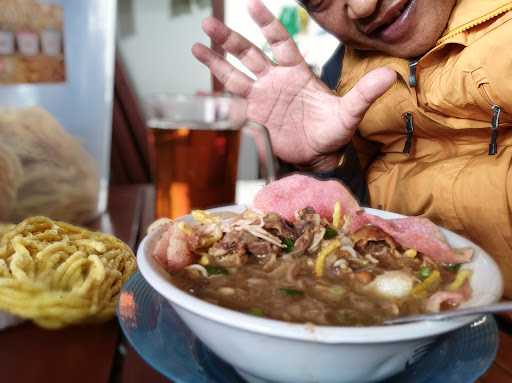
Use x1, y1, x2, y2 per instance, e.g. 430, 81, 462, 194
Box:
300, 0, 457, 57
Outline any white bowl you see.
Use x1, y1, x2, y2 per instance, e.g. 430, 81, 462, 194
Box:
137, 205, 503, 383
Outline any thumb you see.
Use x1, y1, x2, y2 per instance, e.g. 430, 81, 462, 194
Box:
337, 67, 397, 129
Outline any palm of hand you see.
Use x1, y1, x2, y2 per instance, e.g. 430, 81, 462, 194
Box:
247, 64, 344, 164
193, 0, 396, 171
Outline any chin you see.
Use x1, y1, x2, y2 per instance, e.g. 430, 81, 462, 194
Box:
389, 41, 437, 58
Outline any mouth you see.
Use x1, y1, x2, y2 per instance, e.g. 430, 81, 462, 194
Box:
359, 0, 416, 43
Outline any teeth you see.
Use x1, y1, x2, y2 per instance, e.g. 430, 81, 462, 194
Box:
367, 0, 409, 34
394, 1, 408, 18
391, 1, 407, 20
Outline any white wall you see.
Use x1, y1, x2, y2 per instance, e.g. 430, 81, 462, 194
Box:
117, 0, 211, 97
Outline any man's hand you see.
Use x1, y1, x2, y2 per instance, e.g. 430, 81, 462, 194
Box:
192, 0, 396, 171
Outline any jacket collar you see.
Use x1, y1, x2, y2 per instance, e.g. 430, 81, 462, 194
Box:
437, 0, 512, 45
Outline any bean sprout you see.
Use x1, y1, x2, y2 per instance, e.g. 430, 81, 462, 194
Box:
341, 245, 358, 258
308, 228, 326, 253
185, 264, 208, 278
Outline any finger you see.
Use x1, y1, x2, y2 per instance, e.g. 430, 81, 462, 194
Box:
247, 0, 303, 67
192, 43, 254, 97
202, 16, 272, 77
337, 67, 397, 127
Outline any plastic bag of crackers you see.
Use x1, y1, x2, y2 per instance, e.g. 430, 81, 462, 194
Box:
0, 106, 100, 224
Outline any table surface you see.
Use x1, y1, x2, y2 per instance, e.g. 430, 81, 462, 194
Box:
0, 184, 510, 383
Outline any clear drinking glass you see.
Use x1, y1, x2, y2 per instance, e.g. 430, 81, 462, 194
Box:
145, 94, 275, 219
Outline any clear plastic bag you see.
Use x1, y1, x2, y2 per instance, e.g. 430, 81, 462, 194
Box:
0, 0, 116, 224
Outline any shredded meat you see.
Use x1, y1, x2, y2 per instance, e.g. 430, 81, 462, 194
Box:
288, 207, 324, 256
263, 212, 296, 239
353, 239, 401, 269
288, 226, 315, 256
247, 240, 274, 256
208, 231, 251, 267
246, 240, 279, 267
294, 207, 320, 232
352, 226, 397, 250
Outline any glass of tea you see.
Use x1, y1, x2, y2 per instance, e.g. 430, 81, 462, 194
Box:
145, 94, 276, 219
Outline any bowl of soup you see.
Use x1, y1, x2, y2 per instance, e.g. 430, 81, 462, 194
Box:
137, 205, 503, 383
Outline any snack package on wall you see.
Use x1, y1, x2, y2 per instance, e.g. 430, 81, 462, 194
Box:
0, 0, 116, 224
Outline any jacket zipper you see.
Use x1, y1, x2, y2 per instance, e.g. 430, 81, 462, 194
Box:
489, 105, 502, 155
437, 3, 512, 45
478, 80, 503, 155
403, 112, 414, 154
408, 59, 419, 87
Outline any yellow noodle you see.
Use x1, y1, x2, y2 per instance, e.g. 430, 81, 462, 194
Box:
0, 216, 136, 329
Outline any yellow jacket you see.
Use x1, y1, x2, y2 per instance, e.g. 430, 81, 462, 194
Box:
336, 0, 512, 296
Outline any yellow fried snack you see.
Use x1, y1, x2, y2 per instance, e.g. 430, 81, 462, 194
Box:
0, 223, 15, 239
0, 216, 136, 329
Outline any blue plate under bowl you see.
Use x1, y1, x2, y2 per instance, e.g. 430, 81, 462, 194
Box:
118, 272, 499, 383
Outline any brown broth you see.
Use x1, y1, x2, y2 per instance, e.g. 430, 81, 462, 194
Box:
170, 255, 453, 326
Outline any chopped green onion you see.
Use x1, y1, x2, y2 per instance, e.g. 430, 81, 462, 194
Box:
279, 288, 304, 297
283, 238, 294, 253
329, 286, 346, 296
248, 307, 265, 317
205, 265, 229, 276
324, 226, 338, 239
445, 263, 462, 273
418, 266, 432, 281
